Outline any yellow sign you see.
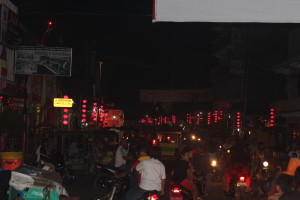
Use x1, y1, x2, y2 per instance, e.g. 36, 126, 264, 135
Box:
53, 98, 73, 107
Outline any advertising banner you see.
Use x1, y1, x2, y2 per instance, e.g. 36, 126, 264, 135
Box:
15, 46, 72, 76
140, 89, 213, 102
153, 0, 300, 23
53, 98, 73, 108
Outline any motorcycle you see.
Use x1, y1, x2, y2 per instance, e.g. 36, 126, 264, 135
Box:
94, 163, 127, 197
94, 163, 160, 200
194, 170, 206, 199
251, 161, 272, 197
209, 159, 220, 183
225, 175, 249, 200
255, 161, 269, 181
169, 184, 193, 200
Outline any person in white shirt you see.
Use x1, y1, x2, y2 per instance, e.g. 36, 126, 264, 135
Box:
124, 146, 166, 200
115, 139, 128, 170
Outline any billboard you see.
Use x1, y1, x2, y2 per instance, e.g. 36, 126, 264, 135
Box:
15, 46, 72, 76
153, 0, 300, 23
140, 89, 213, 102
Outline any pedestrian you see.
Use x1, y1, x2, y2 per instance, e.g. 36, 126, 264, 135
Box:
35, 138, 55, 172
124, 146, 166, 200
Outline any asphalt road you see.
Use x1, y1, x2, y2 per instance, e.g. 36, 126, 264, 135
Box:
64, 174, 260, 200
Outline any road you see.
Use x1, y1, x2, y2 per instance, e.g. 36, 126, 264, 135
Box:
64, 174, 259, 200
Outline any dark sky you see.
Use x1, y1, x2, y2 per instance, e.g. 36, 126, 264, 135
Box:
12, 0, 219, 118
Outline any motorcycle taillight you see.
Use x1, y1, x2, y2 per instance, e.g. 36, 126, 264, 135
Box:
239, 176, 245, 182
149, 194, 158, 200
172, 187, 181, 194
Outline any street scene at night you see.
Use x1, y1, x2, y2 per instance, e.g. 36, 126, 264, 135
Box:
2, 0, 300, 200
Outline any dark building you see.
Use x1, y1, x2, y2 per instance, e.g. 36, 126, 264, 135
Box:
272, 27, 300, 129
211, 24, 290, 117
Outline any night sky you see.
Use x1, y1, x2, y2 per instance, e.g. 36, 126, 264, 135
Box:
10, 0, 219, 118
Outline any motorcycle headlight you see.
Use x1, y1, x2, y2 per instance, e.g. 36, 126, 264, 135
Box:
211, 160, 217, 167
263, 161, 269, 167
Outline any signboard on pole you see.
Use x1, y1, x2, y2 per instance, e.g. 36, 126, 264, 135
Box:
53, 98, 73, 107
153, 0, 300, 23
15, 46, 72, 76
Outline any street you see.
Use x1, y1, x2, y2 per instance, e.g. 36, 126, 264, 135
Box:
65, 174, 258, 200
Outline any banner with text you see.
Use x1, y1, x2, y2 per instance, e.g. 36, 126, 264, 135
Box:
15, 46, 72, 76
140, 89, 213, 102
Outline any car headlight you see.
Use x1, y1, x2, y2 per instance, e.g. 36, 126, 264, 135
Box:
263, 161, 269, 167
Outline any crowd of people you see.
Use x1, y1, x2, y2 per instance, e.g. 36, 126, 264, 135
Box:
34, 132, 300, 200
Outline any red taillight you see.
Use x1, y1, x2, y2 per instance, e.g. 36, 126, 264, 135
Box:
239, 176, 245, 182
149, 194, 157, 200
96, 165, 101, 169
172, 187, 181, 194
152, 139, 156, 145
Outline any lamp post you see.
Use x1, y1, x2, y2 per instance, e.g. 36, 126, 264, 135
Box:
99, 61, 103, 96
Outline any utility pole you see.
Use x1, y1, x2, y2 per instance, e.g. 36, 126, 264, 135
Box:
99, 61, 103, 96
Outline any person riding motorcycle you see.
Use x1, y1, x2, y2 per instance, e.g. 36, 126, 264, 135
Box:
224, 143, 252, 192
130, 145, 150, 188
124, 146, 166, 200
171, 147, 202, 200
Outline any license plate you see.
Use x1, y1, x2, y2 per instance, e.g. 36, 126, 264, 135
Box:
237, 181, 247, 187
170, 197, 183, 200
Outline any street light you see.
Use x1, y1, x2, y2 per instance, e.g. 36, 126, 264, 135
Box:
99, 61, 103, 94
